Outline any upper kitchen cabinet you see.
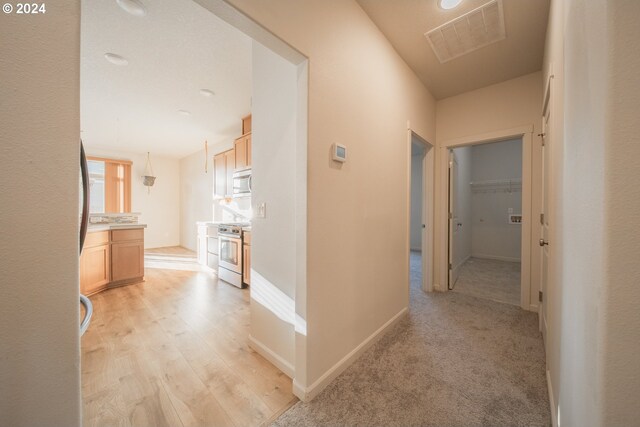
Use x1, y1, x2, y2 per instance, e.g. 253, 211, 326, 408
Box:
234, 133, 252, 170
213, 115, 251, 198
213, 149, 236, 199
235, 115, 252, 170
241, 114, 251, 135
87, 157, 132, 213
224, 149, 235, 196
213, 152, 227, 198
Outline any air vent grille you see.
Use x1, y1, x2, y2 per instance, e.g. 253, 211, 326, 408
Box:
425, 0, 506, 63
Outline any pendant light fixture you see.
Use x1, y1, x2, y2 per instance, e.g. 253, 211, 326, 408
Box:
142, 152, 156, 193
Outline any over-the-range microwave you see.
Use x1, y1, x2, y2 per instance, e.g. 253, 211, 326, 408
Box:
232, 167, 252, 197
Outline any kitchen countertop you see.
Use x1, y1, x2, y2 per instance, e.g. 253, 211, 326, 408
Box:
196, 221, 227, 226
88, 224, 147, 232
197, 221, 252, 230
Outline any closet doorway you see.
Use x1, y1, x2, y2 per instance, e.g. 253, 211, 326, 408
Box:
438, 126, 536, 311
448, 139, 523, 306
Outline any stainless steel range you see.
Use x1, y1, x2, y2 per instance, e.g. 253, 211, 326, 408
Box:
218, 223, 248, 288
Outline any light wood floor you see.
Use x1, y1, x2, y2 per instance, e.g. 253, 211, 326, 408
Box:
82, 268, 297, 427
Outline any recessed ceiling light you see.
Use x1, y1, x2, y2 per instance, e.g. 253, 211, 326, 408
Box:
116, 0, 146, 16
178, 110, 191, 116
200, 89, 215, 97
104, 53, 128, 66
439, 0, 463, 10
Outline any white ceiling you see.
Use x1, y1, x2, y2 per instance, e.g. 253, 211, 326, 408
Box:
356, 0, 550, 99
81, 0, 252, 158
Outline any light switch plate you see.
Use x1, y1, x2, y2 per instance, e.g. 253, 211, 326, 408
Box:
257, 202, 266, 218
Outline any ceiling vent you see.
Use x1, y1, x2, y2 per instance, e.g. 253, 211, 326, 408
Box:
425, 0, 506, 63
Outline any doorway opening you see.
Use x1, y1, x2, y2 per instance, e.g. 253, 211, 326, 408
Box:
447, 138, 524, 306
79, 0, 308, 424
408, 130, 434, 295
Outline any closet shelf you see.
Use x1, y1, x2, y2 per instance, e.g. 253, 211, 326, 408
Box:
469, 178, 522, 193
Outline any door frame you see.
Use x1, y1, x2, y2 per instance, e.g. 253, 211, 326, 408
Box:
448, 149, 460, 289
407, 127, 435, 293
437, 125, 536, 311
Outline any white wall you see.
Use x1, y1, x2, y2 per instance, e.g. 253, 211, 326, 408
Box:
85, 148, 181, 249
179, 148, 213, 251
435, 72, 542, 300
451, 146, 472, 267
544, 0, 640, 425
196, 0, 437, 397
470, 139, 522, 262
0, 2, 82, 425
249, 41, 299, 374
410, 144, 424, 251
600, 2, 640, 422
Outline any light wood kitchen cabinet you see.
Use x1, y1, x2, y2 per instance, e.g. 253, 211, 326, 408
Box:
213, 115, 251, 198
213, 149, 236, 198
80, 241, 110, 295
111, 229, 144, 283
224, 149, 235, 197
242, 114, 252, 135
213, 152, 227, 198
80, 227, 145, 296
243, 230, 251, 286
234, 133, 252, 170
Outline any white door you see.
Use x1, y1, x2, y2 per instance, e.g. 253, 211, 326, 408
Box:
448, 150, 460, 289
540, 101, 551, 347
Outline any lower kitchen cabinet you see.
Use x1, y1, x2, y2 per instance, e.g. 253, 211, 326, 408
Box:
111, 228, 144, 284
80, 244, 110, 295
80, 227, 145, 295
112, 241, 144, 282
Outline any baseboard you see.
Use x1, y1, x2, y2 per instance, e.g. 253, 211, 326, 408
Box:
547, 369, 557, 427
471, 253, 521, 263
248, 335, 295, 379
294, 307, 408, 402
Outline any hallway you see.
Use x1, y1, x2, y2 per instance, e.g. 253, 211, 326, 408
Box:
274, 253, 549, 426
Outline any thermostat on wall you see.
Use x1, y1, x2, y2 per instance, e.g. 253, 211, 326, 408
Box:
332, 143, 347, 163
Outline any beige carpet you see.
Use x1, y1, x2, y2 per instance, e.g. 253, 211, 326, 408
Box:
272, 252, 549, 426
452, 257, 521, 306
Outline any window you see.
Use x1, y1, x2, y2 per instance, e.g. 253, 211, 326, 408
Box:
87, 157, 132, 213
